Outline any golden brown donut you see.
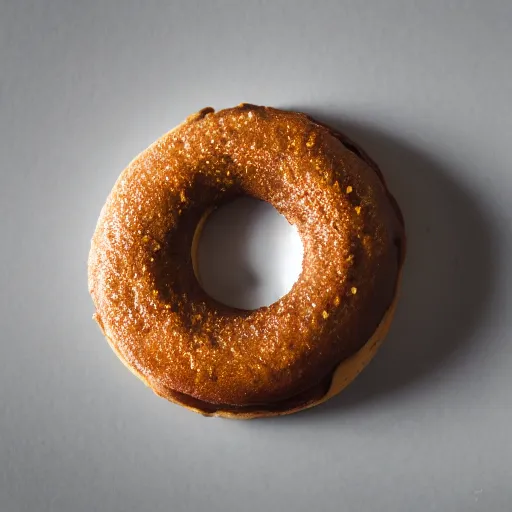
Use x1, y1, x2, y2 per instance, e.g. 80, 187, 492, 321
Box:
88, 104, 405, 418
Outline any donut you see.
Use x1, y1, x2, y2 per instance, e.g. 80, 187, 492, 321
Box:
88, 104, 405, 418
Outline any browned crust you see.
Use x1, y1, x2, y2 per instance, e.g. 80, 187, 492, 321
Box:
95, 241, 404, 419
89, 104, 405, 417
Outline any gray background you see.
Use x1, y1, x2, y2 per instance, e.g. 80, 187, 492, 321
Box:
1, 1, 511, 511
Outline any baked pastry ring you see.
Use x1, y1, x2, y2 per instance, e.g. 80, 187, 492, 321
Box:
88, 104, 405, 418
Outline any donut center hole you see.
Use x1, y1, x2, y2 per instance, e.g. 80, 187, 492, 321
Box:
194, 197, 304, 310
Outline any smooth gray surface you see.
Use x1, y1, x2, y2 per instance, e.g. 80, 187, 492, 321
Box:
197, 197, 304, 310
1, 1, 511, 511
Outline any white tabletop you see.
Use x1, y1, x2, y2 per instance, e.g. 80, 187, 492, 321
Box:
1, 1, 511, 510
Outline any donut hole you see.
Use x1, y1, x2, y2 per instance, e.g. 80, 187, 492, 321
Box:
193, 197, 304, 310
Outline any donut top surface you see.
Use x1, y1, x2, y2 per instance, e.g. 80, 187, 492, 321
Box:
88, 105, 403, 407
